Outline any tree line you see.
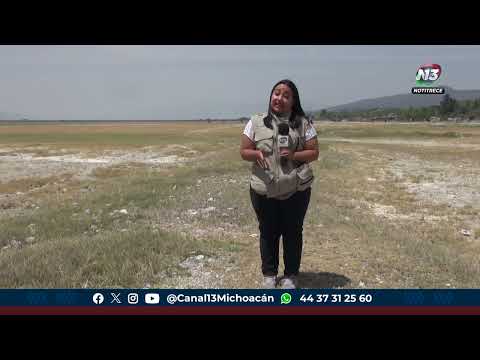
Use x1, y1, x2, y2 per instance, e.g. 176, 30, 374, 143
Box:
316, 95, 480, 122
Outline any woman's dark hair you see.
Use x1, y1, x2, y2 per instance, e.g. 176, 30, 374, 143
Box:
263, 79, 305, 130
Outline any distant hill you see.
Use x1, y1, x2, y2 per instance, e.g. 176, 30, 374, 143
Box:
0, 111, 28, 121
322, 87, 480, 112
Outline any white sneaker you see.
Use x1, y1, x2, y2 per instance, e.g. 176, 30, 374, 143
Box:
279, 276, 297, 289
262, 276, 277, 289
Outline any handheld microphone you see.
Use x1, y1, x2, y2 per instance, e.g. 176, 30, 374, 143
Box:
278, 122, 290, 164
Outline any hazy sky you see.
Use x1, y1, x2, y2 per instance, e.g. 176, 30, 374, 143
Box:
1, 45, 480, 120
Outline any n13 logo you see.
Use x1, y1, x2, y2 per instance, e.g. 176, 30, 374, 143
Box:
416, 64, 442, 84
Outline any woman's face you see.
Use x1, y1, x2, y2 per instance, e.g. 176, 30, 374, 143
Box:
270, 83, 294, 115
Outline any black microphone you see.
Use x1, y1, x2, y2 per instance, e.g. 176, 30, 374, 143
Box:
278, 122, 290, 164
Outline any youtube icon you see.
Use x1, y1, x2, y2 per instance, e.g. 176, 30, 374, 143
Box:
145, 293, 160, 304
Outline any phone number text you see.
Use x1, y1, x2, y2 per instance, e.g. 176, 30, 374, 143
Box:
299, 294, 373, 303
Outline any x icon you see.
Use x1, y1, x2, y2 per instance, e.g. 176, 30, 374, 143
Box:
110, 293, 121, 304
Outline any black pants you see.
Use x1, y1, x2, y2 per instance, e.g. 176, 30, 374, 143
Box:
250, 187, 311, 277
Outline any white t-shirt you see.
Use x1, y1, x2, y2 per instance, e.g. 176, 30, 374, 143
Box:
242, 119, 317, 141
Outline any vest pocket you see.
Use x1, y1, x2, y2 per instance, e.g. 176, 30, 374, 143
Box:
254, 128, 274, 155
252, 164, 275, 184
250, 164, 275, 195
296, 163, 314, 190
268, 170, 298, 198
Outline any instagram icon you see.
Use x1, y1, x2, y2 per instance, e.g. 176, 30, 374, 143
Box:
128, 293, 139, 304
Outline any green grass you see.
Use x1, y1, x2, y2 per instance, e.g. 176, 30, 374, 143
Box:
0, 227, 212, 288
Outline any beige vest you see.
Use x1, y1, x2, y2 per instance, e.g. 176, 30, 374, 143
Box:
249, 113, 315, 200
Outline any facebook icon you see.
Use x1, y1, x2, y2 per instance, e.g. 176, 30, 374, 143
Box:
92, 293, 104, 304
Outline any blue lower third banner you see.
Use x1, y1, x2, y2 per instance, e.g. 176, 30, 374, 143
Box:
0, 289, 477, 307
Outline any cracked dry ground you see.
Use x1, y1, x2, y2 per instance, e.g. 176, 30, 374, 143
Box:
2, 124, 480, 289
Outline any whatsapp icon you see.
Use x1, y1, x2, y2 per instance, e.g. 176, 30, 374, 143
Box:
280, 292, 292, 305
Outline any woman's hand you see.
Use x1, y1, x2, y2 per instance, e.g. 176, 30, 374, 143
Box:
240, 135, 270, 169
279, 149, 295, 161
256, 150, 269, 169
